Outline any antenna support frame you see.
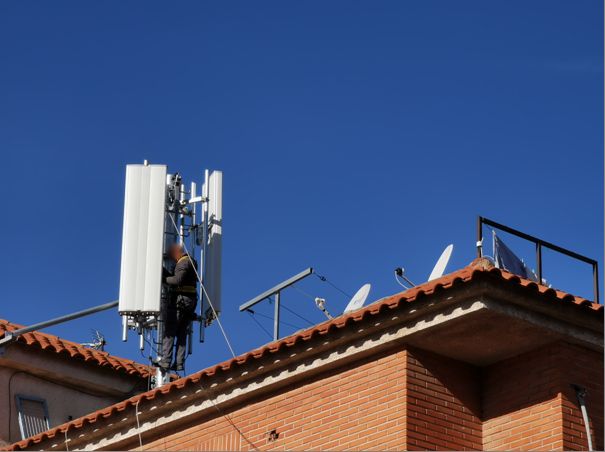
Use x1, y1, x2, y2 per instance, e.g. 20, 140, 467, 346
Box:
239, 267, 314, 341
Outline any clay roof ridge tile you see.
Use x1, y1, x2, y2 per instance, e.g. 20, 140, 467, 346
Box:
1, 321, 152, 378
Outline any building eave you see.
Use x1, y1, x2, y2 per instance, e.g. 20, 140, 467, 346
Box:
8, 258, 603, 451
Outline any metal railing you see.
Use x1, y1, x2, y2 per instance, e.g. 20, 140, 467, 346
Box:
477, 216, 599, 303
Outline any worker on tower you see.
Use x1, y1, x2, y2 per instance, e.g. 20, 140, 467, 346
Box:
159, 243, 198, 372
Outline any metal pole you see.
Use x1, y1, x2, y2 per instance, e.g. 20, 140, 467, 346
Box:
477, 216, 483, 258
0, 300, 119, 346
273, 292, 280, 341
190, 182, 197, 257
593, 262, 600, 304
158, 174, 177, 366
122, 316, 128, 342
200, 169, 210, 343
536, 243, 543, 283
179, 181, 185, 246
156, 367, 166, 388
190, 180, 205, 343
572, 385, 594, 451
188, 323, 193, 355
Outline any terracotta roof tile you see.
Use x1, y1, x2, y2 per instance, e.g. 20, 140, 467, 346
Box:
6, 260, 602, 451
0, 319, 153, 380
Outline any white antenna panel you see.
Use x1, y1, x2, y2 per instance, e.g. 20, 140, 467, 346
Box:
118, 164, 167, 314
428, 244, 453, 281
203, 170, 223, 315
344, 283, 371, 314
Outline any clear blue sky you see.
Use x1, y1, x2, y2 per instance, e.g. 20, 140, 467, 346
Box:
1, 1, 602, 372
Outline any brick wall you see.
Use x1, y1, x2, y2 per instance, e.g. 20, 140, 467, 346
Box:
558, 343, 604, 451
406, 349, 482, 450
86, 342, 602, 451
141, 348, 409, 451
138, 347, 484, 451
482, 342, 603, 451
482, 346, 565, 450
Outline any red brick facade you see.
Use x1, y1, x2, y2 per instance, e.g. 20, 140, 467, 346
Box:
122, 342, 602, 451
7, 264, 603, 451
406, 349, 482, 450
558, 343, 604, 450
141, 348, 409, 451
484, 344, 563, 450
482, 342, 603, 451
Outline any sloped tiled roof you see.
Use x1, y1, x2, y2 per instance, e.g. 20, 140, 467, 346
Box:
7, 259, 602, 451
0, 319, 153, 379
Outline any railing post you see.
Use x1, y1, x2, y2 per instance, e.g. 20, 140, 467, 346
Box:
273, 292, 280, 341
536, 243, 542, 283
477, 216, 483, 258
593, 262, 600, 304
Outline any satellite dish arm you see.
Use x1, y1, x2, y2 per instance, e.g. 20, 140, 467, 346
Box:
395, 268, 416, 287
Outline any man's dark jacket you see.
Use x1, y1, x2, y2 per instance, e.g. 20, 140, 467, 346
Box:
165, 255, 198, 294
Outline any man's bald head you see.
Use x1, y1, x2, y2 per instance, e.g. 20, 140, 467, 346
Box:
168, 243, 185, 262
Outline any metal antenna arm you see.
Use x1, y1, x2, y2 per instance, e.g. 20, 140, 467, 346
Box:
188, 196, 208, 204
239, 268, 314, 312
0, 300, 118, 347
239, 267, 314, 341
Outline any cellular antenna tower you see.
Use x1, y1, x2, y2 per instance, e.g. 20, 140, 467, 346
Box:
118, 161, 223, 387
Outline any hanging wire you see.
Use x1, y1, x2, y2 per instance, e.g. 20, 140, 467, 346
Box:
168, 215, 236, 358
198, 382, 260, 451
266, 289, 314, 326
143, 331, 159, 356
394, 274, 410, 290
246, 311, 273, 340
138, 331, 158, 392
247, 304, 303, 330
314, 270, 352, 298
280, 302, 314, 326
280, 286, 316, 324
167, 215, 258, 450
134, 399, 143, 451
290, 284, 315, 301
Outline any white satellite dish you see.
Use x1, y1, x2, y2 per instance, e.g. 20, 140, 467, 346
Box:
428, 244, 454, 281
343, 284, 371, 313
